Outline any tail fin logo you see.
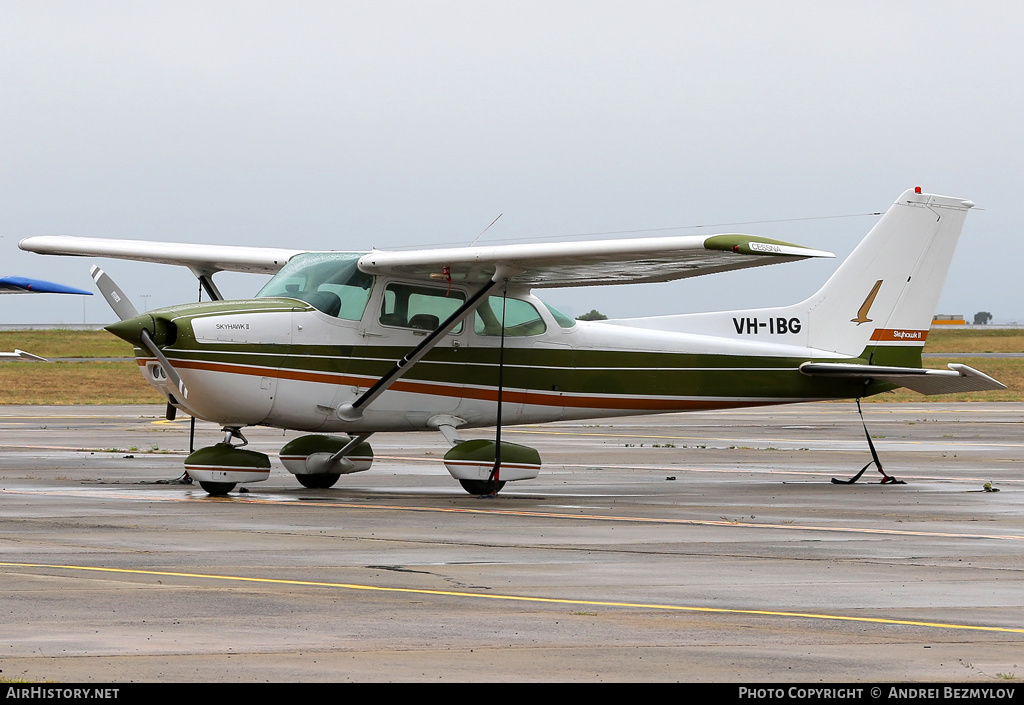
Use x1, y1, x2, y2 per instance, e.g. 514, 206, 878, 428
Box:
851, 280, 883, 325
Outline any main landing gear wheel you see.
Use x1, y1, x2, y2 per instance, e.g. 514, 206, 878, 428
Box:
459, 478, 506, 496
199, 481, 236, 496
296, 473, 341, 489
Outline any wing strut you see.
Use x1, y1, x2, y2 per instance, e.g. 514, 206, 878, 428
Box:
487, 281, 509, 487
336, 266, 519, 421
189, 267, 224, 302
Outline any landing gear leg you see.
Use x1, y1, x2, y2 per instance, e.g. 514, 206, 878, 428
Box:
222, 426, 248, 447
832, 399, 905, 485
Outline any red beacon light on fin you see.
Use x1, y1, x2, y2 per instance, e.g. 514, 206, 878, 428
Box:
914, 186, 922, 194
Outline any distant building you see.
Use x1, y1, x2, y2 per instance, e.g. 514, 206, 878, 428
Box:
932, 314, 966, 326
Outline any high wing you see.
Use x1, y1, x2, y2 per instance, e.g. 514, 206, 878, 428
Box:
19, 236, 304, 276
21, 233, 834, 287
0, 275, 92, 296
358, 234, 833, 287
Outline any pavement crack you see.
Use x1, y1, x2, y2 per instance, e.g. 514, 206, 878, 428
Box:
366, 564, 432, 575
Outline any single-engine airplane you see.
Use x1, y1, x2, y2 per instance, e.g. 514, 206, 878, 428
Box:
19, 188, 1004, 495
1, 276, 92, 360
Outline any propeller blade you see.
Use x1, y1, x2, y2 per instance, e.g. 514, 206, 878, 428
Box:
89, 266, 189, 400
89, 265, 139, 321
139, 328, 189, 400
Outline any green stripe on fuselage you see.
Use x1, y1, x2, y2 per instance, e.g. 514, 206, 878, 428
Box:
144, 299, 891, 402
162, 343, 882, 401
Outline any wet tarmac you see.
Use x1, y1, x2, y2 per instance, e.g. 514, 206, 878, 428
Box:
0, 403, 1021, 682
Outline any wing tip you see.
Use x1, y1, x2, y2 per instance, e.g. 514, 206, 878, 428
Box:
702, 234, 834, 259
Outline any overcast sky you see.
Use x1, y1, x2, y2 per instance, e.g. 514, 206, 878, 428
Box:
3, 1, 1022, 325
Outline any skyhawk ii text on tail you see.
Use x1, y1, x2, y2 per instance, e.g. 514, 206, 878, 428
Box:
20, 188, 1003, 495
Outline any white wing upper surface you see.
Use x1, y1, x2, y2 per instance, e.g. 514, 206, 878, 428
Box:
20, 233, 833, 287
359, 235, 833, 288
20, 236, 304, 275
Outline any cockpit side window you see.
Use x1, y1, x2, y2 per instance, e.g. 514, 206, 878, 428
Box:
379, 283, 466, 333
256, 252, 373, 321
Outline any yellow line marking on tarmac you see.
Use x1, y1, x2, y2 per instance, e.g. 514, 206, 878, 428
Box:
1, 561, 1021, 635
3, 488, 1023, 541
0, 415, 162, 419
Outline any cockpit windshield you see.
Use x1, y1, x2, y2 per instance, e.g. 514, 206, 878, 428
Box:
256, 252, 373, 320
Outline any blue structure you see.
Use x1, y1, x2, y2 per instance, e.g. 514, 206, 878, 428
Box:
0, 276, 92, 296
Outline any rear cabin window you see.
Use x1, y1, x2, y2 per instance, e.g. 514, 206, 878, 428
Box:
379, 283, 466, 333
475, 297, 547, 337
542, 301, 577, 329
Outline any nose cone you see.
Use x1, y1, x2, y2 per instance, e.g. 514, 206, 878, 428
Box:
105, 314, 152, 348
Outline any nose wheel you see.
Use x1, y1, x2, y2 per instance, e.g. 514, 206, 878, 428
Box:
185, 427, 271, 496
199, 481, 236, 496
459, 478, 506, 495
295, 473, 342, 489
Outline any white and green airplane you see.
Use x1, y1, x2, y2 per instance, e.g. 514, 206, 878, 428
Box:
20, 187, 1004, 495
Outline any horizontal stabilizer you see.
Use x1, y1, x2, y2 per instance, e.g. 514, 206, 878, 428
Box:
799, 362, 1006, 395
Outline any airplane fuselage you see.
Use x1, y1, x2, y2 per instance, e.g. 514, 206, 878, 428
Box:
121, 287, 883, 435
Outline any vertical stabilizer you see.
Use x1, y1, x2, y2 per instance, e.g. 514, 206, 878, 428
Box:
803, 188, 973, 363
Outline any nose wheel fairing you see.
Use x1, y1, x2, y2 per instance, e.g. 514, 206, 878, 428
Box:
185, 428, 271, 495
